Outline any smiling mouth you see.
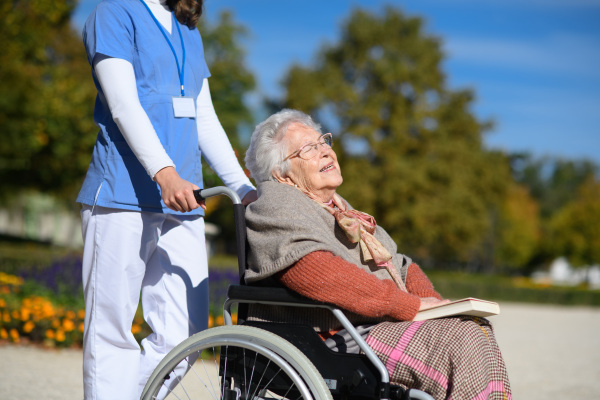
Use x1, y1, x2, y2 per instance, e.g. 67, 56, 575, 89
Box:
320, 164, 334, 172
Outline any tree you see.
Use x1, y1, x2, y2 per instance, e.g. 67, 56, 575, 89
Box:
277, 7, 511, 268
494, 183, 540, 270
508, 154, 599, 270
197, 11, 256, 253
509, 154, 598, 219
545, 178, 600, 267
197, 11, 255, 190
0, 0, 97, 203
198, 11, 255, 150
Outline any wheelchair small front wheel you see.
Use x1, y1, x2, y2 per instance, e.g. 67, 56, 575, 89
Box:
141, 325, 332, 400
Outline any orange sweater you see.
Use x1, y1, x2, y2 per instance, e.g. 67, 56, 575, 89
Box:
277, 251, 441, 322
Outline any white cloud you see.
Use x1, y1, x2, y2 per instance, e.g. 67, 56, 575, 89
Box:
443, 33, 600, 78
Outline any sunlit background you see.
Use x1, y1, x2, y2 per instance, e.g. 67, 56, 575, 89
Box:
72, 0, 600, 161
1, 0, 599, 351
1, 2, 600, 398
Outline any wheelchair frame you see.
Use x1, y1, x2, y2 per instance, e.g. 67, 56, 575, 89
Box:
140, 187, 434, 400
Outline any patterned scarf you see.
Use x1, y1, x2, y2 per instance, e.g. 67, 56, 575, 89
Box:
294, 186, 407, 292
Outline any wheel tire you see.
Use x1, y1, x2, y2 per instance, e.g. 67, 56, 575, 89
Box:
141, 325, 333, 400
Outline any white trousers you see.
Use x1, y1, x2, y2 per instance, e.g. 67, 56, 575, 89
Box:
81, 205, 209, 400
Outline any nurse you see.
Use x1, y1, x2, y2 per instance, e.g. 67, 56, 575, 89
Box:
77, 0, 257, 399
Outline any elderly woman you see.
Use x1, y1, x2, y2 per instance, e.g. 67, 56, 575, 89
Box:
243, 109, 511, 400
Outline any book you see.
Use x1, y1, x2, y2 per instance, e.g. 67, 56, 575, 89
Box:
413, 297, 500, 321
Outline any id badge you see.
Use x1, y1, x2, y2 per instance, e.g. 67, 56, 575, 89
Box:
172, 96, 196, 118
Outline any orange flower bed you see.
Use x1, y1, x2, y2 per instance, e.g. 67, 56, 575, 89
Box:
1, 272, 237, 348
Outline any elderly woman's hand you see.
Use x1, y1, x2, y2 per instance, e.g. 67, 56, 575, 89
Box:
418, 297, 452, 311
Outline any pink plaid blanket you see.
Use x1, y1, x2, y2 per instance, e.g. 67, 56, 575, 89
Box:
365, 316, 511, 400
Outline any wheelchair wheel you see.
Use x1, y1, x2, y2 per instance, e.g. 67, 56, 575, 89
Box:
141, 325, 333, 400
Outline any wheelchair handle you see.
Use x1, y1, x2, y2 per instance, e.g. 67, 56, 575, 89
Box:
193, 187, 247, 283
194, 187, 241, 205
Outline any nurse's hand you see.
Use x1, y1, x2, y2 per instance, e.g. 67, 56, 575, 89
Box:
154, 166, 206, 212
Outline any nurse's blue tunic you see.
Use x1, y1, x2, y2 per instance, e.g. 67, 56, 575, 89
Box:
77, 0, 210, 215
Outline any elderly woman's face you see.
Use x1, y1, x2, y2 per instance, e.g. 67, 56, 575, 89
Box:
276, 123, 343, 202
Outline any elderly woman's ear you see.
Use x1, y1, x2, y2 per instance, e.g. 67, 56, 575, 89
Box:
272, 167, 294, 186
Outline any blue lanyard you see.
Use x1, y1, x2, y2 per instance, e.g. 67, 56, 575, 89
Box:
139, 0, 186, 96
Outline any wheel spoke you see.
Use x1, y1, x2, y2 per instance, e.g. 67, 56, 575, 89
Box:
246, 351, 258, 400
173, 370, 192, 400
186, 353, 219, 400
221, 345, 229, 400
242, 348, 248, 400
248, 358, 270, 400
141, 326, 332, 400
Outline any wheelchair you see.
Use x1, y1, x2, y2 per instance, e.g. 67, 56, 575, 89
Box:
140, 187, 435, 400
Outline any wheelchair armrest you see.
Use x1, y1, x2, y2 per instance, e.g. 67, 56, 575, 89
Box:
227, 284, 331, 307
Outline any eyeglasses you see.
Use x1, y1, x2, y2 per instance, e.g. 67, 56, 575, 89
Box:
283, 133, 333, 161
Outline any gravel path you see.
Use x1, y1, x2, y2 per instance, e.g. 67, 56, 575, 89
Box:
491, 302, 600, 399
1, 302, 599, 399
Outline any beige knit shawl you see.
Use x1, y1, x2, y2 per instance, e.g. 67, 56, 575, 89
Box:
244, 181, 412, 331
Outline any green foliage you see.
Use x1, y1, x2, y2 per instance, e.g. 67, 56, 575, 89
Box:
0, 0, 97, 203
198, 11, 256, 247
493, 183, 541, 270
510, 154, 598, 219
278, 7, 513, 268
508, 154, 600, 267
198, 11, 256, 150
428, 271, 600, 307
545, 179, 600, 267
0, 240, 73, 275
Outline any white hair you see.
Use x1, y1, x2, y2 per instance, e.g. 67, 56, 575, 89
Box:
245, 109, 322, 182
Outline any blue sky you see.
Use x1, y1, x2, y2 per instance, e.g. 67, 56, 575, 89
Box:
72, 0, 600, 163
